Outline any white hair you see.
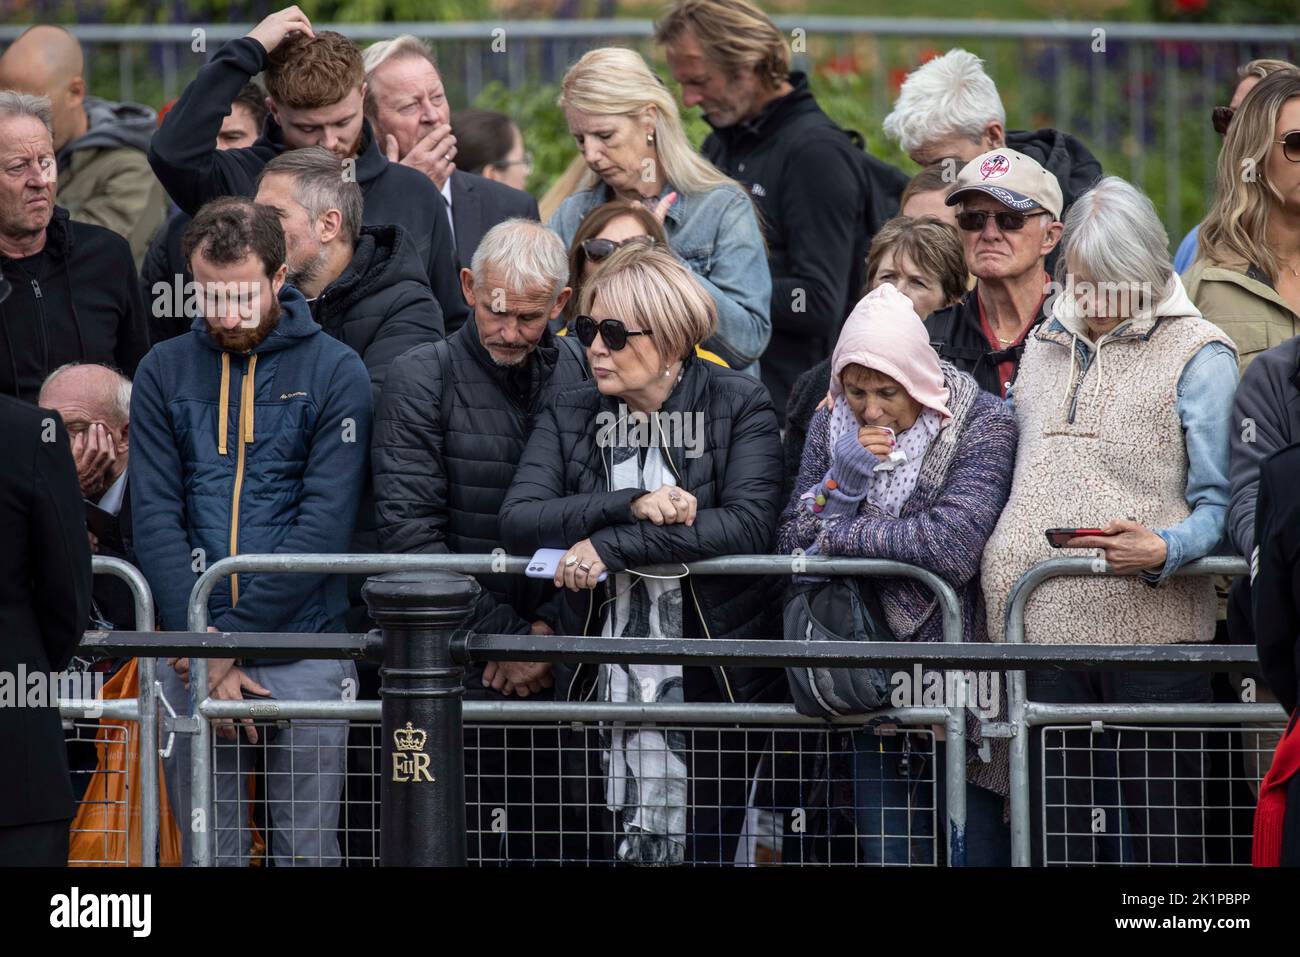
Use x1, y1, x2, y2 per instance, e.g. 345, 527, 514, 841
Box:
1055, 176, 1173, 307
40, 362, 132, 425
882, 49, 1007, 155
361, 34, 436, 77
0, 89, 54, 142
471, 219, 569, 301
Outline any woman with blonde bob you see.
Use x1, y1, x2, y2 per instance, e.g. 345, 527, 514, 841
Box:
547, 47, 771, 375
501, 243, 785, 866
1186, 67, 1300, 370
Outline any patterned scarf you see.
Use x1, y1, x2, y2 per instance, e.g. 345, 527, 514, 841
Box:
598, 431, 689, 865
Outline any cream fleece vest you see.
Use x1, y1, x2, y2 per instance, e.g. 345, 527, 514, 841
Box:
981, 311, 1233, 645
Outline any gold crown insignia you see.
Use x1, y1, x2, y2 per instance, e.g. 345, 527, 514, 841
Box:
394, 721, 427, 752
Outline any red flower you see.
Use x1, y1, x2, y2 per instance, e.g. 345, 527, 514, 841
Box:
1174, 0, 1208, 11
822, 53, 861, 77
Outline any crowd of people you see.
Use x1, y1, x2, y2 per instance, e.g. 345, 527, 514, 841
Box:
3, 0, 1300, 869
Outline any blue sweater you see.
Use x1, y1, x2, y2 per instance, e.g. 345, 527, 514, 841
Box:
130, 285, 372, 636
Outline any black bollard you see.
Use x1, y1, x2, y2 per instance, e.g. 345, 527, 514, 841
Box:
363, 570, 480, 866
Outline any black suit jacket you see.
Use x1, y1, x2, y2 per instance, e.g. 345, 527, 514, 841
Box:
448, 171, 540, 312
91, 472, 138, 630
0, 396, 93, 826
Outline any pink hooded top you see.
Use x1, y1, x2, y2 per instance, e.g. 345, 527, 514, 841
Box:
829, 282, 953, 424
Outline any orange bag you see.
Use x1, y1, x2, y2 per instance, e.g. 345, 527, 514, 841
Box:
68, 658, 183, 866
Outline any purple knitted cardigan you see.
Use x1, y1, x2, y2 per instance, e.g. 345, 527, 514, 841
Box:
777, 365, 1018, 645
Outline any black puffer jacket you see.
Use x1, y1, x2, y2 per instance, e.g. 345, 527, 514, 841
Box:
310, 224, 444, 401
499, 355, 788, 704
371, 317, 588, 695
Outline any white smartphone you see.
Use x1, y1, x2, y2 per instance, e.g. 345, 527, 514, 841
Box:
526, 547, 608, 582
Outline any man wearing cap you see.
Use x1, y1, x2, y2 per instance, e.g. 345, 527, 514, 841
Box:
924, 148, 1064, 398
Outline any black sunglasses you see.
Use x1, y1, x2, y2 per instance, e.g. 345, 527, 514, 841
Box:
1212, 105, 1234, 136
1276, 130, 1300, 163
573, 314, 654, 351
580, 234, 656, 263
956, 209, 1050, 232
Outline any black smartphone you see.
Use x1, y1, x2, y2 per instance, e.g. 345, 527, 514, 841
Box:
1045, 527, 1113, 548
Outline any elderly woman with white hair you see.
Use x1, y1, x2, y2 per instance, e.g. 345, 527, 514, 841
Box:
980, 176, 1239, 865
500, 243, 784, 865
881, 48, 1102, 225
547, 47, 770, 375
777, 282, 1018, 866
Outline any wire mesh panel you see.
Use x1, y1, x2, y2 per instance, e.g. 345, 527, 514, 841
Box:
212, 719, 940, 867
65, 719, 132, 866
209, 718, 350, 867
1037, 722, 1284, 867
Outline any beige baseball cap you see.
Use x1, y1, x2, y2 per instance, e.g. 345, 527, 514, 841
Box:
945, 148, 1064, 220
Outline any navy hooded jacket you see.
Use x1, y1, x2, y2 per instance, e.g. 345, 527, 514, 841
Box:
130, 284, 372, 637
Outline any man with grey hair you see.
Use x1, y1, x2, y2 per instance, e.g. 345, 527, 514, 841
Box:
883, 48, 1101, 232
254, 146, 444, 398
0, 90, 148, 403
372, 218, 586, 861
0, 25, 165, 267
362, 35, 538, 283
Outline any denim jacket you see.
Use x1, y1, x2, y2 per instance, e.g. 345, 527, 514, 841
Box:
547, 180, 771, 375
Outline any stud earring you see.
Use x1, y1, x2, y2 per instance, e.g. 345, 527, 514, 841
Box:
647, 131, 655, 145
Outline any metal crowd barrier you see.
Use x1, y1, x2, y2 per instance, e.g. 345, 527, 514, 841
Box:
62, 556, 158, 866
62, 552, 1280, 868
177, 553, 969, 868
1004, 556, 1285, 867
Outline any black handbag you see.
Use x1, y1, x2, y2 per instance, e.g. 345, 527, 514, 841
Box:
783, 576, 895, 719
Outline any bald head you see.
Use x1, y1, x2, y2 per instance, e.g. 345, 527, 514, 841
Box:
40, 363, 130, 427
0, 26, 86, 150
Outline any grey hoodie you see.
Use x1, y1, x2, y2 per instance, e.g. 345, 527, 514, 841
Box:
56, 96, 165, 266
57, 96, 156, 164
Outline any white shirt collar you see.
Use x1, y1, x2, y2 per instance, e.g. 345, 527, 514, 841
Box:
440, 174, 455, 241
97, 467, 128, 516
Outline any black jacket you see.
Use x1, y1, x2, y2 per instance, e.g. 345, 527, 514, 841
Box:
371, 318, 588, 696
1251, 441, 1300, 715
448, 170, 540, 280
1005, 127, 1102, 275
922, 287, 1049, 398
140, 206, 190, 344
0, 396, 92, 826
703, 72, 908, 418
499, 356, 788, 705
90, 474, 137, 631
147, 36, 470, 332
1005, 128, 1103, 217
0, 206, 148, 403
309, 224, 444, 401
1226, 337, 1300, 649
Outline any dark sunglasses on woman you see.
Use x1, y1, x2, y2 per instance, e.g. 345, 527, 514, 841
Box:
956, 209, 1050, 232
1212, 105, 1234, 136
572, 314, 655, 351
580, 234, 656, 263
1277, 130, 1300, 162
